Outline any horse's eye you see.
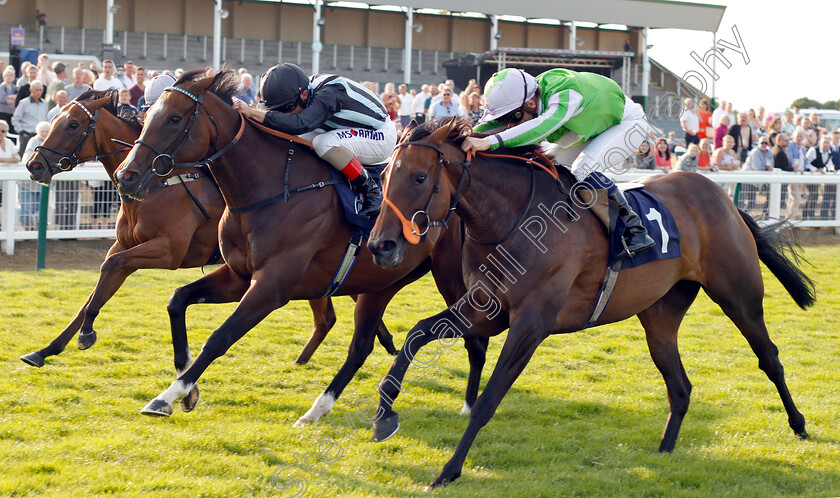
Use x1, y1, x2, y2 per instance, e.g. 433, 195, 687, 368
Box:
170, 115, 182, 124
68, 121, 78, 130
413, 173, 427, 185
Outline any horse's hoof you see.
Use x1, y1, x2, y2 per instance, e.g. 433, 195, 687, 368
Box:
372, 413, 399, 442
77, 330, 97, 350
427, 470, 459, 490
140, 399, 173, 417
20, 352, 45, 368
293, 417, 312, 428
179, 385, 200, 412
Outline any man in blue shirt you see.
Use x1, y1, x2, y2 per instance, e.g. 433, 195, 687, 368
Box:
429, 87, 463, 120
237, 73, 256, 105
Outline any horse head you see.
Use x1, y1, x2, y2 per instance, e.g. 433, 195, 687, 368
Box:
27, 90, 122, 185
116, 69, 237, 199
368, 117, 470, 268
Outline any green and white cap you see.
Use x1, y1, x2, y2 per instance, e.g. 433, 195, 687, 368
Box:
479, 68, 538, 124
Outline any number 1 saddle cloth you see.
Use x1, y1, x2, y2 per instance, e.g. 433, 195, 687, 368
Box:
610, 184, 681, 270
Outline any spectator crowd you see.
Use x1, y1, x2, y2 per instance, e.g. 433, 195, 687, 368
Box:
1, 53, 839, 231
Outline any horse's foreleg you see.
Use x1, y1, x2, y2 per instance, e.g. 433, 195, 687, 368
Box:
294, 289, 397, 427
429, 313, 546, 489
296, 298, 337, 365
428, 227, 486, 415
20, 241, 126, 367
20, 292, 94, 367
637, 280, 701, 453
372, 304, 506, 443
77, 238, 180, 350
143, 265, 288, 418
165, 264, 250, 413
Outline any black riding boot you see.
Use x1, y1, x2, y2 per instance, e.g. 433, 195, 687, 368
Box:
351, 169, 383, 217
609, 188, 655, 260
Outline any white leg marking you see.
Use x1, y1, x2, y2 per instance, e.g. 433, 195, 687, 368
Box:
158, 379, 193, 406
294, 392, 336, 427
459, 401, 472, 416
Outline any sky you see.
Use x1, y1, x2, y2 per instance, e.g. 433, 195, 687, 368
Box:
647, 0, 836, 113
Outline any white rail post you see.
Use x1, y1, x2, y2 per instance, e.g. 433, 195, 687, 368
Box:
769, 181, 782, 220
403, 7, 413, 84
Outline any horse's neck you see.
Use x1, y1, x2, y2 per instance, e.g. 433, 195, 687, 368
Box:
453, 154, 533, 235
95, 111, 138, 182
211, 121, 331, 208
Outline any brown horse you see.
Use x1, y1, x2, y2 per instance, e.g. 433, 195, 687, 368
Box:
113, 69, 486, 423
367, 118, 816, 488
20, 89, 380, 376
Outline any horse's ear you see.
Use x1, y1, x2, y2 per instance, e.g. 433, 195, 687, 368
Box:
194, 74, 217, 92
429, 117, 459, 146
399, 120, 418, 143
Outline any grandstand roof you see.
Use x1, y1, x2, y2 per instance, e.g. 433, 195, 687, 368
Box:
300, 0, 727, 32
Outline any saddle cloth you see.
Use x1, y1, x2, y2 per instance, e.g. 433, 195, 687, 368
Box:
609, 186, 681, 269
330, 164, 384, 239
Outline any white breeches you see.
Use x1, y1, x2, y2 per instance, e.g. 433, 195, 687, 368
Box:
301, 119, 397, 166
549, 98, 652, 181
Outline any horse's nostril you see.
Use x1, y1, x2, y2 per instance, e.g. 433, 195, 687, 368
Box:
29, 162, 44, 171
378, 240, 396, 254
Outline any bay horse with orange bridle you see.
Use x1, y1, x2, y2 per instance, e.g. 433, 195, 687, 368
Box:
20, 89, 390, 378
113, 70, 486, 423
367, 118, 816, 488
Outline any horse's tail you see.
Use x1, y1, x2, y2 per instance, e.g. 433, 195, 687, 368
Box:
738, 209, 816, 309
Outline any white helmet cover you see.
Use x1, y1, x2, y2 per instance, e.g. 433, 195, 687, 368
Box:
143, 74, 177, 109
479, 68, 538, 124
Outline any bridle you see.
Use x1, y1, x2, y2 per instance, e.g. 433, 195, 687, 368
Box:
33, 101, 128, 172
383, 139, 559, 246
382, 141, 471, 245
132, 85, 245, 177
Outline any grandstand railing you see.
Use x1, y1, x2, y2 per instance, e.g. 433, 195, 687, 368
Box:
2, 167, 840, 255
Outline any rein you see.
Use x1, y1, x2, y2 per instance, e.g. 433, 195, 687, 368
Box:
132, 87, 246, 176
383, 140, 557, 246
34, 101, 130, 171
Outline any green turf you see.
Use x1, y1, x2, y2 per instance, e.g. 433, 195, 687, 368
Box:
1, 245, 839, 497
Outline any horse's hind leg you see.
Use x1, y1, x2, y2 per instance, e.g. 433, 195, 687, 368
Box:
294, 288, 397, 427
637, 280, 701, 453
703, 277, 808, 439
296, 295, 395, 365
296, 298, 337, 365
460, 335, 489, 415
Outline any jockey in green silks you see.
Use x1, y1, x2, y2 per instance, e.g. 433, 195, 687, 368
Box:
462, 68, 655, 261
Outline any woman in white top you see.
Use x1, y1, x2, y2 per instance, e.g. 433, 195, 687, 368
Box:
712, 135, 739, 171
0, 119, 21, 207
19, 121, 50, 229
0, 119, 19, 164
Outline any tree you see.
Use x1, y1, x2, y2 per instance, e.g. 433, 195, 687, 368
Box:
791, 97, 824, 109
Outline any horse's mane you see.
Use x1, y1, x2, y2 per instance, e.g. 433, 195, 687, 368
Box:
409, 116, 540, 155
174, 67, 239, 106
408, 116, 471, 144
74, 88, 143, 131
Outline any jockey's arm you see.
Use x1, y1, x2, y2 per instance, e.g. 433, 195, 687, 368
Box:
235, 89, 339, 135
463, 89, 582, 153
232, 97, 267, 122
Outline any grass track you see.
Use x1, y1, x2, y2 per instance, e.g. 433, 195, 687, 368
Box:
1, 245, 839, 497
